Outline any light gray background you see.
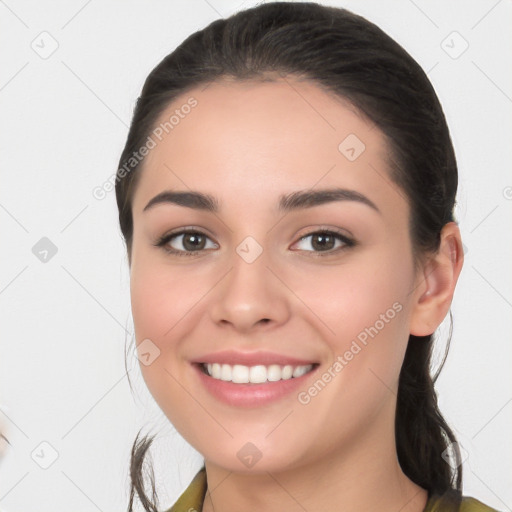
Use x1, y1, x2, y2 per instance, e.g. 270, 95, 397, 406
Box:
0, 0, 511, 511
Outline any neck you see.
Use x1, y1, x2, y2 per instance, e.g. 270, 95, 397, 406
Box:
201, 417, 428, 512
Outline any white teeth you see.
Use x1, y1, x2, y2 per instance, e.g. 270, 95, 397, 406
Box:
220, 364, 232, 381
202, 362, 314, 383
281, 365, 294, 380
267, 364, 283, 382
292, 365, 310, 378
249, 365, 267, 384
211, 363, 221, 379
232, 364, 249, 383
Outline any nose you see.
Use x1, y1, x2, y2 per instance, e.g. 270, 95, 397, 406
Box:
209, 246, 291, 334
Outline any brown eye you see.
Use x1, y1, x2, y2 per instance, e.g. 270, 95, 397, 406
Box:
293, 230, 355, 256
155, 230, 218, 256
180, 233, 207, 251
310, 233, 336, 251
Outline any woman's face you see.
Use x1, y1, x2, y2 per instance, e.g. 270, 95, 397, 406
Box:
129, 77, 425, 473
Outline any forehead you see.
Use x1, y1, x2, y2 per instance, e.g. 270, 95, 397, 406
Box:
131, 77, 403, 216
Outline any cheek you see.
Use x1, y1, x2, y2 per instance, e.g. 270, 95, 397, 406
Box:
129, 260, 183, 395
128, 263, 207, 432
284, 260, 413, 449
130, 269, 167, 342
129, 259, 220, 401
295, 250, 414, 395
301, 254, 411, 340
130, 259, 205, 343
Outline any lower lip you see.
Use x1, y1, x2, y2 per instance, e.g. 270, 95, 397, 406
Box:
192, 364, 319, 408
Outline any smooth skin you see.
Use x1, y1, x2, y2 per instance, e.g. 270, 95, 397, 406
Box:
129, 77, 464, 512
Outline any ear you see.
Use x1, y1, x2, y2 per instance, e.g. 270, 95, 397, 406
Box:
409, 222, 465, 336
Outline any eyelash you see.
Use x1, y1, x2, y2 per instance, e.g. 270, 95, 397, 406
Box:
154, 227, 356, 258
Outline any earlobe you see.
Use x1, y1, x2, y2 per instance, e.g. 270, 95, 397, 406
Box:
409, 222, 464, 336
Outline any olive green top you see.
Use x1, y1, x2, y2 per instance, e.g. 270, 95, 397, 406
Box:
164, 467, 501, 512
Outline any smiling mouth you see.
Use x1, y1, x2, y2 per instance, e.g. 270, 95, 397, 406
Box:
197, 362, 319, 384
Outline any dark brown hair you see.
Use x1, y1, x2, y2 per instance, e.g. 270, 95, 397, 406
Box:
116, 2, 463, 510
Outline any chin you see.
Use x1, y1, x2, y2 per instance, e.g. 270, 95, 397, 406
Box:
201, 442, 307, 475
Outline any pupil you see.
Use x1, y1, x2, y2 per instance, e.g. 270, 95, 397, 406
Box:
184, 233, 205, 251
312, 234, 334, 251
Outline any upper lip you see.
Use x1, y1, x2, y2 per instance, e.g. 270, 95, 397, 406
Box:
191, 350, 318, 367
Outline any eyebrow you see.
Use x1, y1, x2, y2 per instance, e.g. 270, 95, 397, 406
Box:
143, 188, 380, 214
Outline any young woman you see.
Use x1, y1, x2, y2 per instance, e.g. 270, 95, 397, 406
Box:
115, 2, 500, 511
